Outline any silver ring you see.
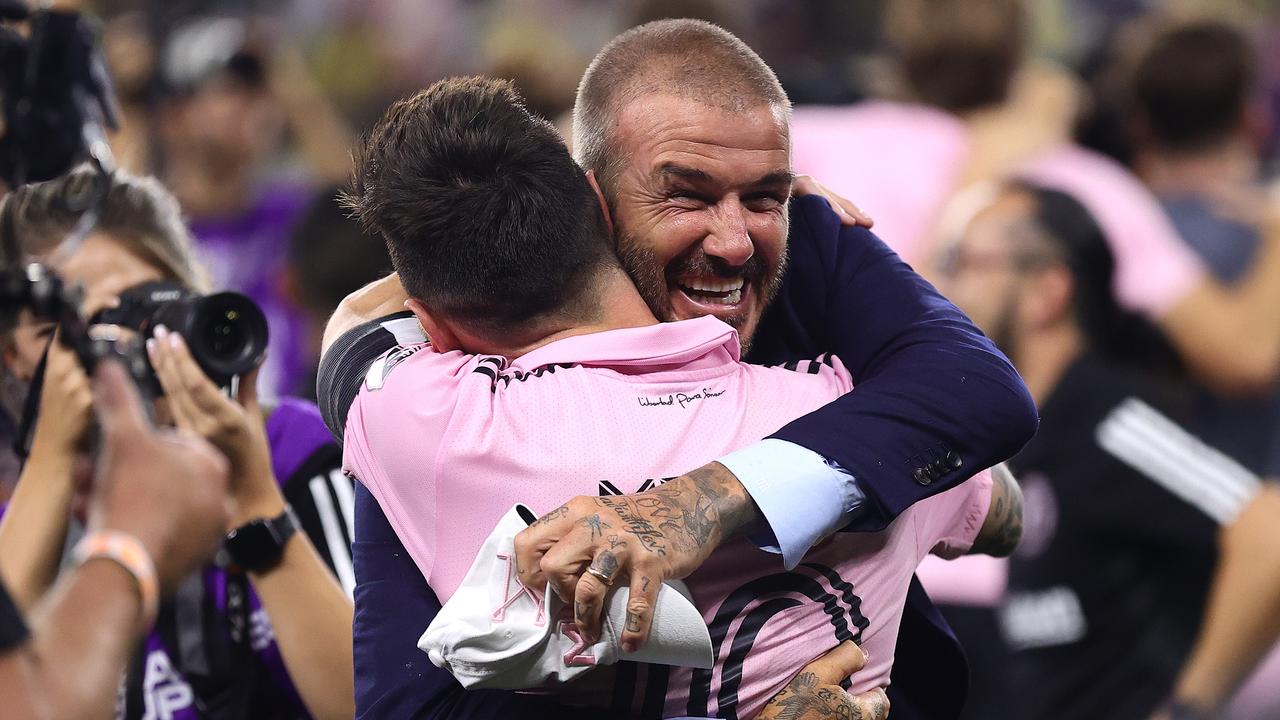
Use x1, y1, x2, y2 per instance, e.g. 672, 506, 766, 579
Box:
585, 565, 615, 587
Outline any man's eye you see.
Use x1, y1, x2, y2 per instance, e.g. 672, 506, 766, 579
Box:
667, 191, 708, 207
744, 195, 784, 212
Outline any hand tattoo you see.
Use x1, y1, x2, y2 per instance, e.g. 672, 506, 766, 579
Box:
625, 611, 642, 633
536, 505, 569, 526
591, 463, 753, 561
581, 513, 608, 539
591, 550, 620, 581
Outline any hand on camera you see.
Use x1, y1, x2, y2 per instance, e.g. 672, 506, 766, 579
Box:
88, 359, 232, 591
29, 329, 93, 459
147, 325, 282, 527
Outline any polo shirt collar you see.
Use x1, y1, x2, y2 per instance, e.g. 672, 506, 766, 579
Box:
508, 316, 741, 371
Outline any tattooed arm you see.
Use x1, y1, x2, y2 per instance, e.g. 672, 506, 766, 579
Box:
969, 464, 1023, 558
514, 463, 759, 650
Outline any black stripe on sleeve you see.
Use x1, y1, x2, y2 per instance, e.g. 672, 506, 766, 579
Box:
316, 311, 413, 443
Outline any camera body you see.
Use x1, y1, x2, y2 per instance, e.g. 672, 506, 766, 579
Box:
93, 281, 269, 389
0, 9, 118, 188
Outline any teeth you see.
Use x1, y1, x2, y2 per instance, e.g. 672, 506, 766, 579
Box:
682, 278, 745, 293
682, 288, 743, 305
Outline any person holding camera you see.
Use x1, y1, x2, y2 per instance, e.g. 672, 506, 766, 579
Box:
0, 166, 355, 720
0, 358, 233, 720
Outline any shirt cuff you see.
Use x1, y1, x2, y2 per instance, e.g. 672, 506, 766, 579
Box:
718, 439, 865, 570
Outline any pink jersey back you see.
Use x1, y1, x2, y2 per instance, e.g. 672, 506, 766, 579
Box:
344, 316, 991, 718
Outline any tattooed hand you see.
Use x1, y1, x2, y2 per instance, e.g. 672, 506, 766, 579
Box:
513, 462, 760, 651
757, 641, 889, 720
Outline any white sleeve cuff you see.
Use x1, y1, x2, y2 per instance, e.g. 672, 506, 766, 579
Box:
718, 439, 865, 570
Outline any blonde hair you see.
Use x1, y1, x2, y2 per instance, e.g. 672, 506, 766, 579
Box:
0, 165, 210, 292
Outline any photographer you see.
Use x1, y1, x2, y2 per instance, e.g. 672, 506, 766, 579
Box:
0, 166, 355, 719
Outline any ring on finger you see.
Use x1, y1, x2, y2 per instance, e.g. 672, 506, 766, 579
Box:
585, 565, 614, 587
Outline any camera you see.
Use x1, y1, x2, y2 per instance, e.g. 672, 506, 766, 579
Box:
0, 7, 118, 188
93, 282, 269, 388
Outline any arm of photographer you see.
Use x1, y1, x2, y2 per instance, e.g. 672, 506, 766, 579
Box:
0, 334, 94, 610
148, 328, 356, 720
0, 360, 231, 720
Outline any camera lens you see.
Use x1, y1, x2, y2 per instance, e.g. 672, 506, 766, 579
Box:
151, 291, 267, 386
207, 308, 248, 360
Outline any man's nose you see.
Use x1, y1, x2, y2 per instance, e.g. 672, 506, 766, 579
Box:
702, 205, 755, 267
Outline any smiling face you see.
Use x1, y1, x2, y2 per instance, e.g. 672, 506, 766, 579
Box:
605, 94, 791, 349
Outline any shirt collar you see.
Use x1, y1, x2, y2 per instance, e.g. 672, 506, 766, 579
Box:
508, 316, 741, 372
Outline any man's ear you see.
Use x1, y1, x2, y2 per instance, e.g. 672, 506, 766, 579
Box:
585, 170, 615, 236
405, 298, 460, 353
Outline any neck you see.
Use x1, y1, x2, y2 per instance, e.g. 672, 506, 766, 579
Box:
469, 267, 659, 358
1012, 322, 1084, 408
1134, 136, 1256, 199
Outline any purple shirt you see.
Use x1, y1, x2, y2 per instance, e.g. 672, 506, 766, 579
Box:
188, 184, 311, 399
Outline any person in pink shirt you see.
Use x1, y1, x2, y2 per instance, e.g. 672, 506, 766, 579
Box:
790, 0, 1280, 394
340, 75, 1020, 719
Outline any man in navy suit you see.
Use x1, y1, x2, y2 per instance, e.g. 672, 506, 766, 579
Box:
320, 20, 1037, 719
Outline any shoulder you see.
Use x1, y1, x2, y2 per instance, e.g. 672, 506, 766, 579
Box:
317, 311, 425, 440
743, 353, 854, 395
787, 197, 886, 265
1091, 377, 1259, 524
266, 397, 340, 485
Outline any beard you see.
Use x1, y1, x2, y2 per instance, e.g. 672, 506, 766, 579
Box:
987, 284, 1023, 363
613, 224, 788, 351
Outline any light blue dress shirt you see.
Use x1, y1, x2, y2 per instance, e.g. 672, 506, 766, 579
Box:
719, 438, 866, 569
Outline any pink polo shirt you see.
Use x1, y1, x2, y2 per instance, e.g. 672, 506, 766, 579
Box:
344, 316, 992, 718
790, 100, 1206, 318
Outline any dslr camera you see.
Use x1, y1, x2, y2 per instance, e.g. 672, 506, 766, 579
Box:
94, 281, 269, 390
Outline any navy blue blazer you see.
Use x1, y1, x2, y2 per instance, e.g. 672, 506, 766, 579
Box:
345, 196, 1038, 719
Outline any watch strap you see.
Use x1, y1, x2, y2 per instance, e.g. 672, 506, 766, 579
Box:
225, 505, 299, 573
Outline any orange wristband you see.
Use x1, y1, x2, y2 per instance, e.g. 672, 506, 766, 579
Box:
73, 530, 160, 629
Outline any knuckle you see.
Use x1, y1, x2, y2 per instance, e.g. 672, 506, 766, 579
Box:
626, 598, 652, 617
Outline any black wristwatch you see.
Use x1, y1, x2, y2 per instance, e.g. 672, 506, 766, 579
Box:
222, 506, 299, 573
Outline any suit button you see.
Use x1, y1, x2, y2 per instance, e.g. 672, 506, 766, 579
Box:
946, 450, 962, 469
913, 468, 932, 485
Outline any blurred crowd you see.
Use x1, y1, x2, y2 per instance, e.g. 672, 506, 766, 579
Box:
2, 0, 1280, 718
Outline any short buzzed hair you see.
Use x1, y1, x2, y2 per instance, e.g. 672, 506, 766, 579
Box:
345, 77, 614, 340
573, 19, 790, 194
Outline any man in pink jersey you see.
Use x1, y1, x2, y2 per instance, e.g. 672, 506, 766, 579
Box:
340, 76, 1021, 719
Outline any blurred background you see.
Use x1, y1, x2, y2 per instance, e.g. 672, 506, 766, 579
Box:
6, 0, 1280, 717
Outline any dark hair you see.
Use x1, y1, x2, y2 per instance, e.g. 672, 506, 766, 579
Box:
1131, 21, 1254, 153
344, 76, 613, 339
886, 0, 1025, 113
1011, 181, 1182, 375
288, 186, 391, 318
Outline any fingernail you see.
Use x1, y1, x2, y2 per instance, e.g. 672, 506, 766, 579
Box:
154, 324, 168, 339
622, 641, 636, 653
168, 332, 182, 349
145, 339, 156, 357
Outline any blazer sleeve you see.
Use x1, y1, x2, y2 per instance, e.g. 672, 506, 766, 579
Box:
754, 196, 1039, 531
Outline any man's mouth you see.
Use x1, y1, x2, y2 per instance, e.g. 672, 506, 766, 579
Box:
676, 277, 745, 306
